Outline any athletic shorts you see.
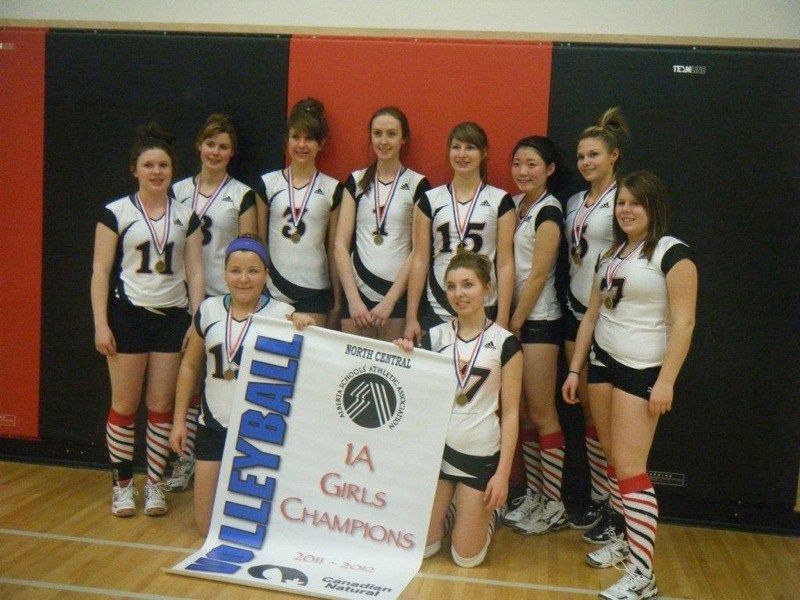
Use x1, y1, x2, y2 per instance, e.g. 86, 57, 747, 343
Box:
563, 309, 581, 342
440, 445, 500, 491
195, 423, 227, 461
340, 291, 406, 320
587, 342, 661, 401
108, 300, 191, 353
292, 288, 332, 315
519, 318, 563, 345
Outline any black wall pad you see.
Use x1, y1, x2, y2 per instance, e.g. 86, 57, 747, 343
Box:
548, 43, 800, 530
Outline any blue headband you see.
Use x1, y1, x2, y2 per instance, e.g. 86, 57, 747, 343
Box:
225, 237, 270, 267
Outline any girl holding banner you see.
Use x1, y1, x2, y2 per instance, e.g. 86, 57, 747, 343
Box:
167, 114, 258, 493
170, 235, 313, 535
397, 250, 521, 567
564, 107, 632, 543
404, 122, 515, 341
91, 123, 204, 518
334, 106, 430, 341
563, 171, 696, 599
256, 98, 343, 328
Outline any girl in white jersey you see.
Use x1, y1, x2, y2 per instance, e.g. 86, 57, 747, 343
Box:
334, 106, 430, 341
501, 136, 573, 535
405, 122, 515, 343
564, 172, 696, 600
396, 251, 521, 568
563, 108, 632, 542
256, 98, 343, 328
167, 114, 258, 493
91, 124, 204, 518
170, 235, 313, 534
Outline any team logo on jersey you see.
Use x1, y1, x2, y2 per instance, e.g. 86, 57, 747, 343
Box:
484, 340, 496, 349
599, 203, 610, 209
314, 188, 325, 195
222, 195, 233, 203
480, 199, 491, 207
174, 218, 184, 226
336, 367, 406, 429
400, 182, 410, 190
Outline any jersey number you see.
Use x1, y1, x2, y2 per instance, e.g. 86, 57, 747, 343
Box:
281, 207, 306, 241
461, 366, 490, 404
209, 344, 236, 380
437, 222, 485, 253
200, 215, 213, 246
135, 241, 175, 274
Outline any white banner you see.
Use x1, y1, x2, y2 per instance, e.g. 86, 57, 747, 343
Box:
168, 317, 456, 599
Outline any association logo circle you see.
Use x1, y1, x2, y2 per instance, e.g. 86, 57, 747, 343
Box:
342, 373, 398, 428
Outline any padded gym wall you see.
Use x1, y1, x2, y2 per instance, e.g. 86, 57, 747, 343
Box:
287, 35, 552, 192
548, 44, 800, 529
0, 28, 45, 440
31, 30, 289, 463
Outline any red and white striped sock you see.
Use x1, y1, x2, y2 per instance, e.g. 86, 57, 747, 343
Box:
146, 410, 172, 484
620, 473, 658, 577
539, 430, 566, 502
608, 465, 625, 518
585, 425, 609, 502
184, 397, 201, 456
520, 428, 543, 496
106, 408, 135, 486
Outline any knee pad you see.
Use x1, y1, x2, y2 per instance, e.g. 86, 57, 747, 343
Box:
423, 539, 442, 558
451, 539, 489, 568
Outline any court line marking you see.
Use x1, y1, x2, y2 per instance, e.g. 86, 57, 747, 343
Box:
0, 528, 688, 599
0, 578, 193, 600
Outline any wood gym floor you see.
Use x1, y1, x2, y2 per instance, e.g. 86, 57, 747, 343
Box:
0, 461, 797, 599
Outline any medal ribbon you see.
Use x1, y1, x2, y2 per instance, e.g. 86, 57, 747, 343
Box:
373, 166, 406, 234
135, 194, 171, 257
287, 168, 319, 229
224, 295, 267, 365
452, 318, 488, 393
572, 182, 617, 249
192, 175, 231, 219
603, 239, 646, 290
449, 181, 484, 245
515, 190, 548, 232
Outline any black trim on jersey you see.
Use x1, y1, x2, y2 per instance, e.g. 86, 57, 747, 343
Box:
352, 247, 393, 296
269, 263, 327, 301
443, 443, 499, 476
498, 194, 516, 218
534, 205, 564, 230
201, 392, 225, 430
331, 182, 344, 211
186, 212, 202, 236
239, 189, 256, 215
413, 178, 432, 203
110, 221, 136, 304
500, 335, 522, 365
99, 206, 118, 233
660, 243, 692, 275
567, 288, 588, 315
417, 192, 432, 219
344, 174, 358, 200
253, 177, 267, 203
428, 261, 457, 317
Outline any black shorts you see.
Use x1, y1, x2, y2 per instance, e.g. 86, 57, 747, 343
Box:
341, 291, 406, 320
563, 309, 581, 342
195, 423, 227, 461
108, 300, 191, 353
292, 289, 332, 315
587, 343, 661, 401
440, 445, 500, 491
519, 318, 563, 345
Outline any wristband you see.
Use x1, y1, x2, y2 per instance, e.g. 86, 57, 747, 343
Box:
568, 370, 580, 375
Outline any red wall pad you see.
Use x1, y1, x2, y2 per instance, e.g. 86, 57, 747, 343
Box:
0, 28, 46, 439
288, 36, 552, 191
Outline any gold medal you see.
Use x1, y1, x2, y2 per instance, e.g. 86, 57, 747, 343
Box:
154, 260, 166, 273
373, 234, 384, 245
290, 232, 301, 244
455, 393, 468, 406
603, 296, 614, 309
223, 369, 236, 380
571, 248, 581, 265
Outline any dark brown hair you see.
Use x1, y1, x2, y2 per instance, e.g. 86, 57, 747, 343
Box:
447, 122, 489, 182
358, 106, 410, 195
194, 113, 237, 154
608, 170, 670, 261
445, 248, 493, 287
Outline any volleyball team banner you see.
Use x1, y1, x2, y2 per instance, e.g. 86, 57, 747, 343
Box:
168, 317, 456, 599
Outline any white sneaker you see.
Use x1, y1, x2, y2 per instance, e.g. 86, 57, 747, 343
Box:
586, 536, 629, 569
514, 497, 569, 535
144, 483, 169, 516
502, 489, 541, 526
164, 454, 195, 492
112, 481, 137, 517
599, 568, 658, 599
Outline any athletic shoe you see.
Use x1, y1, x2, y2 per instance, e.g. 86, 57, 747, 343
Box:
144, 483, 169, 516
586, 536, 629, 569
164, 454, 195, 492
598, 568, 658, 599
501, 489, 541, 526
583, 507, 624, 544
569, 498, 606, 530
514, 497, 569, 535
111, 481, 138, 517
